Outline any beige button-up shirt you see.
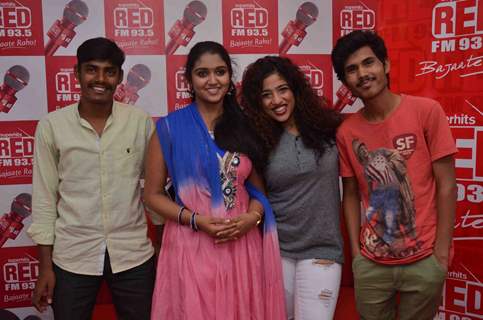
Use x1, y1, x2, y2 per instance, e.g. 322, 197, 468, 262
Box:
28, 102, 156, 275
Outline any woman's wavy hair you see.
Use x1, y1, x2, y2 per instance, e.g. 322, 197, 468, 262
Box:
185, 41, 266, 173
240, 56, 341, 165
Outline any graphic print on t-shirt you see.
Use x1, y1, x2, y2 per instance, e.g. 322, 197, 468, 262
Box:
352, 139, 421, 258
392, 133, 417, 160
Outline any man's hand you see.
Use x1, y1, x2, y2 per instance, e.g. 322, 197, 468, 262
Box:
351, 247, 361, 259
32, 267, 55, 312
433, 245, 449, 272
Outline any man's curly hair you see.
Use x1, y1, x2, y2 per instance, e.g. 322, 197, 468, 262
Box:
240, 56, 341, 169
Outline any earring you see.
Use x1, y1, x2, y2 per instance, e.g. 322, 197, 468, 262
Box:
227, 82, 235, 96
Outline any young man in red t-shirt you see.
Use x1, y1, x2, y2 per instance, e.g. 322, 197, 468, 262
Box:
332, 30, 457, 320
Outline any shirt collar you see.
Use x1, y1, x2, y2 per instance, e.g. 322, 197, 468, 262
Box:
73, 101, 118, 132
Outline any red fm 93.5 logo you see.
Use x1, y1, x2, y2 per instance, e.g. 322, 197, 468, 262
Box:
0, 4, 32, 37
0, 136, 34, 168
299, 64, 323, 95
113, 6, 154, 37
175, 69, 190, 100
230, 6, 268, 37
431, 0, 483, 53
440, 278, 483, 319
55, 71, 80, 102
339, 6, 375, 36
3, 260, 39, 291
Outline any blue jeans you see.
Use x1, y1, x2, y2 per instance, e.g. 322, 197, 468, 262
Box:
52, 251, 155, 320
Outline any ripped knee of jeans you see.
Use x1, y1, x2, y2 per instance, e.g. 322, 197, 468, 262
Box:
318, 288, 334, 300
319, 288, 335, 307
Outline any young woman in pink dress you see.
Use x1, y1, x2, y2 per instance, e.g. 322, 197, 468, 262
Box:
144, 41, 286, 320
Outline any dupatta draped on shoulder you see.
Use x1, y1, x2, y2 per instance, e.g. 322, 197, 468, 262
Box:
151, 103, 286, 319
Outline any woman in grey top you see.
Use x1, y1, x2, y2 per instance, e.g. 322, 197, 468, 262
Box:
241, 56, 343, 320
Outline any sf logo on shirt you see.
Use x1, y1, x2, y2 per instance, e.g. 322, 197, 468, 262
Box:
393, 134, 417, 159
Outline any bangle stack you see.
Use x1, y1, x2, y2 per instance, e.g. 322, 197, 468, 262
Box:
190, 211, 199, 231
177, 206, 199, 231
177, 206, 185, 225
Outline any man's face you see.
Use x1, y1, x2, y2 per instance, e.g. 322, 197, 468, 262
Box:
343, 46, 389, 101
75, 60, 123, 105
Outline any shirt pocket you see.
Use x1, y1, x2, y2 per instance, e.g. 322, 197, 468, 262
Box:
112, 145, 142, 179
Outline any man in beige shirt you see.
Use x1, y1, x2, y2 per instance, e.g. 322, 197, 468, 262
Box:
28, 37, 157, 320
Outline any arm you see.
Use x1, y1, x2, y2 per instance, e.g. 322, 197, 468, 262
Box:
143, 116, 164, 227
342, 176, 362, 258
421, 102, 457, 269
28, 120, 59, 312
32, 245, 55, 312
141, 117, 164, 255
432, 155, 456, 270
143, 130, 230, 237
246, 168, 265, 216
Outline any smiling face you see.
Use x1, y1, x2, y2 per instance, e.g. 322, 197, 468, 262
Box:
190, 52, 231, 107
343, 46, 390, 101
76, 60, 123, 106
260, 72, 296, 128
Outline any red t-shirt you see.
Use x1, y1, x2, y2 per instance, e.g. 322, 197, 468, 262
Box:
336, 94, 457, 265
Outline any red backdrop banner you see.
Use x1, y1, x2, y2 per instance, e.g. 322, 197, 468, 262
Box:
0, 1, 481, 318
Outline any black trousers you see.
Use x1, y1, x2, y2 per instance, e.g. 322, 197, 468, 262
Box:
52, 251, 155, 320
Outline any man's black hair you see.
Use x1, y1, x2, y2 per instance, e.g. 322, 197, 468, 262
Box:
331, 30, 388, 82
76, 37, 125, 70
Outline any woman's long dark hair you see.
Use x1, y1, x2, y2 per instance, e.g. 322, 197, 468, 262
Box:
185, 41, 266, 173
241, 56, 341, 167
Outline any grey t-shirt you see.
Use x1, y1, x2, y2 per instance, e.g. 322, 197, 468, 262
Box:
265, 130, 344, 263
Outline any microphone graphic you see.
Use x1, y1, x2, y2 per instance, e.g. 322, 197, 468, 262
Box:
333, 84, 357, 112
114, 64, 151, 105
0, 65, 30, 113
279, 2, 318, 54
0, 193, 32, 247
45, 0, 89, 56
165, 1, 207, 55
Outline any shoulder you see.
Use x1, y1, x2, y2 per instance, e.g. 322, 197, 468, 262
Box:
157, 104, 193, 127
166, 104, 192, 120
35, 105, 77, 143
115, 102, 151, 121
42, 103, 76, 122
398, 94, 446, 130
154, 105, 190, 136
402, 94, 438, 105
400, 94, 441, 114
337, 112, 363, 136
37, 104, 77, 132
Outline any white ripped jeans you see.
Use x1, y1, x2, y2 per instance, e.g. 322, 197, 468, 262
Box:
282, 257, 342, 320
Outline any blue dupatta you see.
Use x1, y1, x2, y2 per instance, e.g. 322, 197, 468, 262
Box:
155, 103, 286, 319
